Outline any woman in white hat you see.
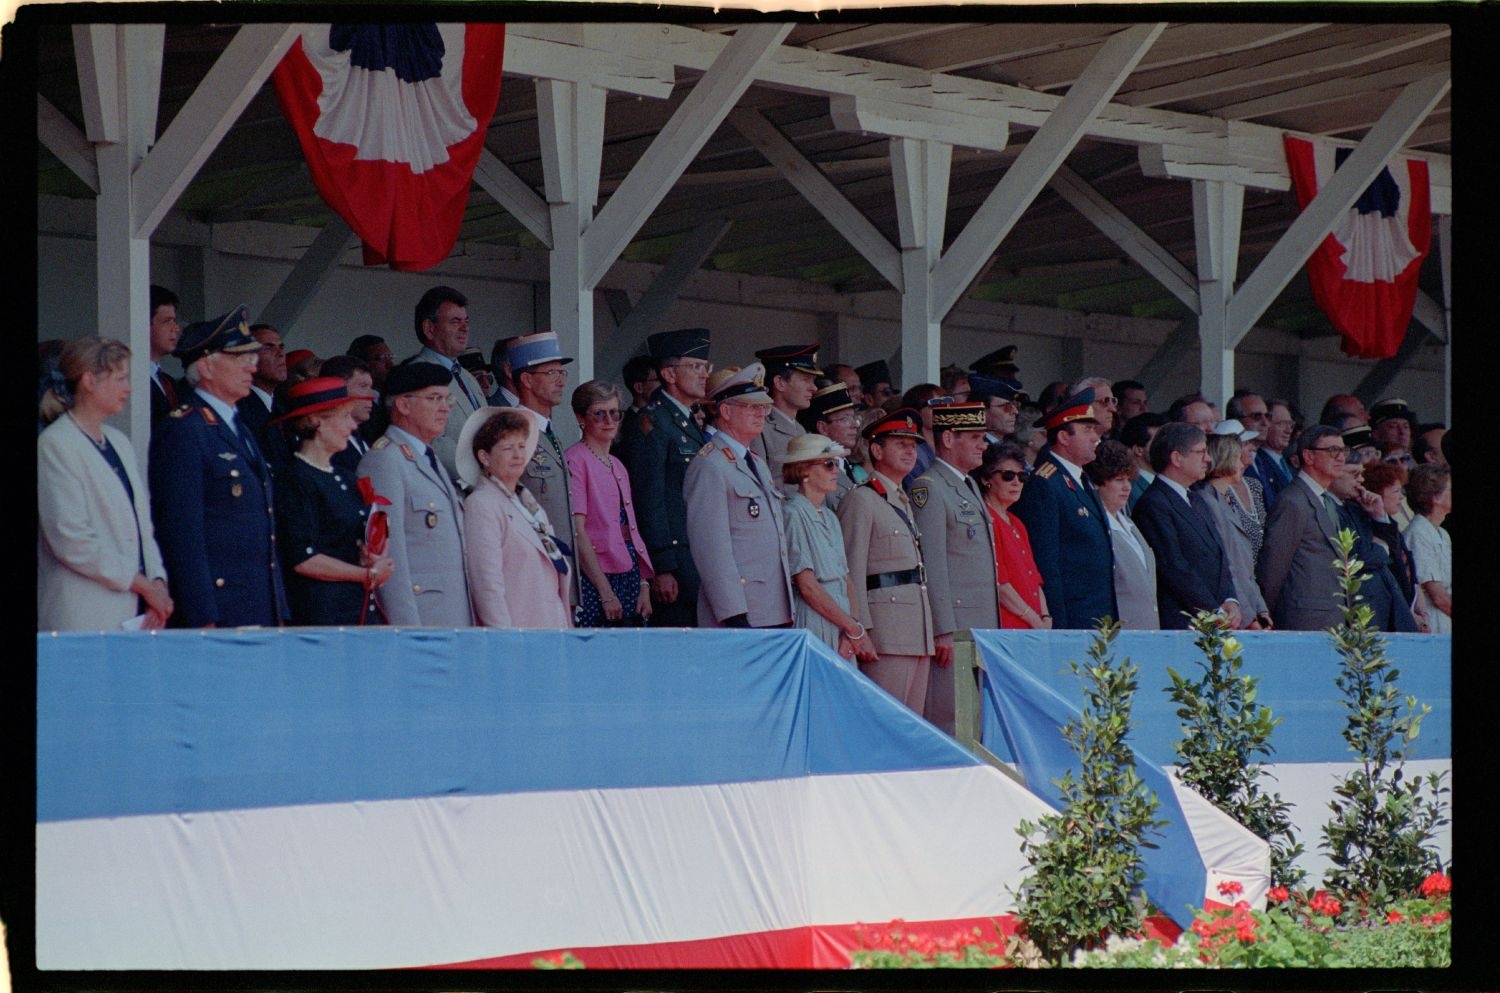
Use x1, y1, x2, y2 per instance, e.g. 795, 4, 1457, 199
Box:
458, 406, 571, 628
781, 433, 877, 661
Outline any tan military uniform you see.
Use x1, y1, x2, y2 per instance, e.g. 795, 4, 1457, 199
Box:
837, 470, 935, 715
910, 459, 1001, 734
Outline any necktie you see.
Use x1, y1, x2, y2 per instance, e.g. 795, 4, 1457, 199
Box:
158, 372, 177, 408
425, 446, 443, 479
1322, 493, 1341, 531
451, 362, 481, 410
745, 450, 765, 486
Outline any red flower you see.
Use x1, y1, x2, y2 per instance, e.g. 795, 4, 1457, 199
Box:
1217, 880, 1244, 898
1267, 886, 1290, 903
1420, 871, 1452, 898
1387, 910, 1405, 924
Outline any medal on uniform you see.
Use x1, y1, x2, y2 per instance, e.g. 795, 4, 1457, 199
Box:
229, 467, 242, 498
748, 497, 760, 519
967, 524, 977, 539
426, 511, 438, 528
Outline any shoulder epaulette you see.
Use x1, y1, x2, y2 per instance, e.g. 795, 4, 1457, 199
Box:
696, 442, 716, 457
371, 436, 391, 450
1034, 462, 1057, 479
169, 405, 193, 419
866, 475, 888, 497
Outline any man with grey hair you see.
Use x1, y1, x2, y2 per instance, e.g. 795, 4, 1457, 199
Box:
1257, 423, 1350, 630
1071, 376, 1118, 436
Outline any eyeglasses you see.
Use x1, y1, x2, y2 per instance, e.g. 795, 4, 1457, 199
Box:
1242, 411, 1270, 422
527, 368, 568, 380
1310, 445, 1348, 460
815, 458, 841, 470
587, 408, 624, 422
1096, 396, 1119, 408
988, 469, 1025, 482
411, 391, 453, 405
667, 360, 713, 374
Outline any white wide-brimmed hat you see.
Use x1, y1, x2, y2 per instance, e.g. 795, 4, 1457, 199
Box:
455, 405, 544, 489
782, 432, 851, 464
1212, 418, 1259, 443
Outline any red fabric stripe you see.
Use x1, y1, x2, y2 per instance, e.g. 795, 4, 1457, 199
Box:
421, 914, 1182, 969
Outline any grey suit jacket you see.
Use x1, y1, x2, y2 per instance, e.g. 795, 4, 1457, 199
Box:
1107, 511, 1159, 630
523, 418, 578, 603
1257, 474, 1342, 630
1202, 484, 1269, 618
910, 462, 1000, 635
683, 438, 794, 627
357, 425, 472, 627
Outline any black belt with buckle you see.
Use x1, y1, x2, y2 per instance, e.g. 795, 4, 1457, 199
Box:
867, 568, 922, 590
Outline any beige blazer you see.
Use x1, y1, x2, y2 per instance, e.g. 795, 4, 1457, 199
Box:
37, 416, 166, 630
837, 474, 935, 657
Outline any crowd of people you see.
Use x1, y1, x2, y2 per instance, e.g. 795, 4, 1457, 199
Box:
37, 283, 1454, 732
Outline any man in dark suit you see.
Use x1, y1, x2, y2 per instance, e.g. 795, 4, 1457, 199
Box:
1131, 422, 1241, 630
148, 307, 288, 628
1330, 462, 1420, 632
618, 328, 712, 628
1257, 424, 1348, 630
1011, 388, 1116, 629
236, 323, 291, 471
147, 284, 183, 425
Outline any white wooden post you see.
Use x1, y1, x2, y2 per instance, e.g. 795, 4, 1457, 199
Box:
891, 137, 950, 388
1192, 178, 1244, 408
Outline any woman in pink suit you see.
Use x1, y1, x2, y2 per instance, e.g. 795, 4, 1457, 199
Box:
457, 406, 572, 628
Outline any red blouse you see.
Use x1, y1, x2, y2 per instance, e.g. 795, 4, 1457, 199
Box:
987, 504, 1043, 628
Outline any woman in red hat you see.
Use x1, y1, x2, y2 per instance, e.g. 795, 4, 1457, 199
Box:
274, 376, 395, 624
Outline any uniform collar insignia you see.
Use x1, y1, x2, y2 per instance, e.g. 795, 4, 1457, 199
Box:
199, 406, 219, 425
398, 443, 416, 463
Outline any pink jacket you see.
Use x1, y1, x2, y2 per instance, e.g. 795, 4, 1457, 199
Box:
463, 476, 571, 629
564, 443, 654, 578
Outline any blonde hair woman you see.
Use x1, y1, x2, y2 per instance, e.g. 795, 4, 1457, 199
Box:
38, 337, 173, 630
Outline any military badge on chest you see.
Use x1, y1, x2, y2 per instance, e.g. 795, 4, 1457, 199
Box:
747, 496, 761, 519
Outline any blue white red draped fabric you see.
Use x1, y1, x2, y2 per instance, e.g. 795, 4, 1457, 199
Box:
272, 24, 506, 271
1283, 135, 1431, 360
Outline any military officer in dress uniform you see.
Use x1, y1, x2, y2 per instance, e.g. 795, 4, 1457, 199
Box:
856, 358, 898, 410
683, 364, 795, 628
149, 306, 289, 627
837, 408, 937, 716
797, 380, 867, 511
909, 401, 1000, 735
618, 327, 712, 627
507, 331, 579, 605
1011, 388, 1117, 629
966, 373, 1028, 445
357, 362, 473, 627
750, 343, 822, 482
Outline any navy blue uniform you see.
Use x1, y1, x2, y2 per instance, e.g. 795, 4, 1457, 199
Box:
1011, 451, 1116, 629
149, 395, 289, 627
618, 388, 703, 627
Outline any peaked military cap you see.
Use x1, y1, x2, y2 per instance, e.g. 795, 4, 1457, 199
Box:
969, 344, 1020, 379
930, 401, 988, 432
507, 330, 575, 373
966, 372, 1029, 404
806, 381, 856, 422
646, 327, 711, 361
173, 305, 263, 366
1040, 388, 1099, 431
862, 407, 924, 442
755, 343, 823, 377
1370, 397, 1416, 425
709, 362, 773, 405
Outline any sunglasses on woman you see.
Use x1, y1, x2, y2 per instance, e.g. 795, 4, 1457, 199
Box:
987, 469, 1025, 482
587, 408, 624, 422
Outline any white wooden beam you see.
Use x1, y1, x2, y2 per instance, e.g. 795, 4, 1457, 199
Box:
729, 107, 901, 288
131, 23, 300, 239
537, 78, 608, 382
1192, 178, 1244, 407
509, 23, 1449, 204
72, 24, 120, 143
120, 25, 165, 160
1047, 165, 1198, 313
253, 218, 356, 337
598, 217, 734, 377
502, 32, 674, 99
1225, 71, 1450, 348
38, 95, 98, 193
472, 150, 552, 248
891, 137, 952, 386
580, 23, 792, 289
931, 23, 1165, 319
829, 93, 1010, 152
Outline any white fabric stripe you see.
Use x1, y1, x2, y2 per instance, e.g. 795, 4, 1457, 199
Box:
1165, 769, 1271, 908
37, 766, 1049, 970
1262, 760, 1451, 883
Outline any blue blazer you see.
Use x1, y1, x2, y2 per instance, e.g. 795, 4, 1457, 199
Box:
149, 393, 289, 627
1011, 451, 1116, 630
1246, 448, 1292, 511
1131, 478, 1235, 630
